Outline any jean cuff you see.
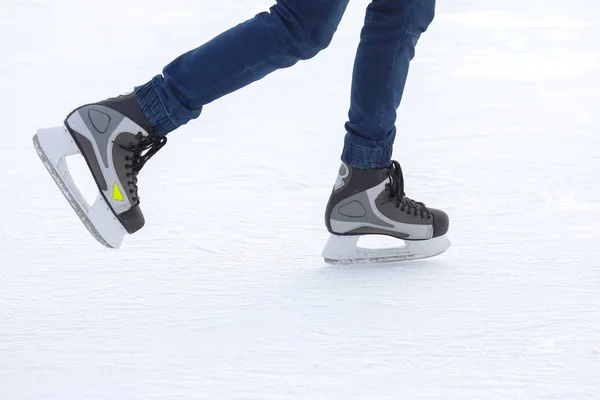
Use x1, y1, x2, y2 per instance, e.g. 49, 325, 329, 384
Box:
134, 78, 178, 136
341, 139, 393, 170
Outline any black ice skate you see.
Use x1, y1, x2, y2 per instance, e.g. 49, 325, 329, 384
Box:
33, 93, 167, 248
323, 161, 450, 264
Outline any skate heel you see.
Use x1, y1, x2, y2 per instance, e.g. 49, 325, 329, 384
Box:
33, 126, 126, 248
322, 234, 451, 265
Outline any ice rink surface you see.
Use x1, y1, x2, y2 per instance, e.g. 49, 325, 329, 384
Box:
1, 0, 599, 398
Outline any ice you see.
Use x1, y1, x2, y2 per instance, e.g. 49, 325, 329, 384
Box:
1, 0, 599, 399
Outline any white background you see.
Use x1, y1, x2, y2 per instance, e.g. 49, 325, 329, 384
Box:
1, 0, 599, 398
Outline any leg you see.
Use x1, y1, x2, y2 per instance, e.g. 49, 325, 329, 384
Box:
135, 0, 350, 135
342, 0, 436, 169
323, 0, 449, 264
33, 0, 352, 247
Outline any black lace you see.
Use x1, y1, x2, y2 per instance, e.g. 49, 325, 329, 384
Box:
385, 161, 432, 220
121, 132, 167, 204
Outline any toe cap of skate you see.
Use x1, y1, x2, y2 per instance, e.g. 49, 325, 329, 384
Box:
429, 208, 449, 238
118, 205, 146, 234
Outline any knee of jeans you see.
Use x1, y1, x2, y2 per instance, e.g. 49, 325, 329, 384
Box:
405, 0, 436, 34
294, 29, 335, 60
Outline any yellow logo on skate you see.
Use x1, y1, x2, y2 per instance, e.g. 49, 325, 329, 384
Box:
112, 183, 124, 201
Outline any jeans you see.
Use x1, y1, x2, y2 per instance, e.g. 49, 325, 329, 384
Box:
135, 0, 435, 169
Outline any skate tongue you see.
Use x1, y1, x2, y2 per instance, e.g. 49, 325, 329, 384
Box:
401, 197, 431, 219
137, 135, 166, 171
126, 134, 167, 173
387, 161, 405, 198
386, 161, 431, 218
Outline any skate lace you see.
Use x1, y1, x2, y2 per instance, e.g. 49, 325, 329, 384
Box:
121, 132, 167, 204
386, 161, 432, 220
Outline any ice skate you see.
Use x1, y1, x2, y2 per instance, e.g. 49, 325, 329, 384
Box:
32, 93, 167, 248
323, 161, 450, 264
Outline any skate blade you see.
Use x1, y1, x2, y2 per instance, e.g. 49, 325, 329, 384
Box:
33, 126, 126, 249
322, 234, 451, 265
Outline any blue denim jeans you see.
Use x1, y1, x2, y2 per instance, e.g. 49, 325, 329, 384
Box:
135, 0, 435, 169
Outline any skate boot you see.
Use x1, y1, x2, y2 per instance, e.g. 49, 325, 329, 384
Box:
322, 161, 450, 264
33, 93, 167, 248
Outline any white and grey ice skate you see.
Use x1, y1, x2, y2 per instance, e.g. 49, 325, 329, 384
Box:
323, 161, 450, 264
32, 93, 167, 248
